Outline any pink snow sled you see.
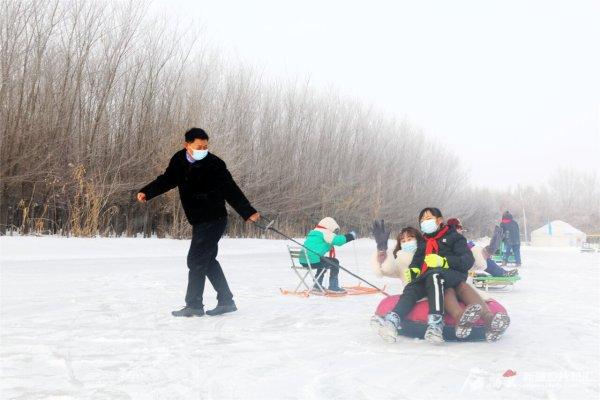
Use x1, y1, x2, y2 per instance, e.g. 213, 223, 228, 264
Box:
375, 295, 509, 341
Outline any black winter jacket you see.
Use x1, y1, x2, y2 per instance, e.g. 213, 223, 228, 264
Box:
501, 220, 521, 245
410, 225, 475, 276
139, 150, 257, 224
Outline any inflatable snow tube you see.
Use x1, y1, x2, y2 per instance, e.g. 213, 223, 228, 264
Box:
375, 295, 508, 342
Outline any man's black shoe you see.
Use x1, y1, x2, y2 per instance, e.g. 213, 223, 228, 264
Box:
172, 306, 205, 317
206, 303, 237, 316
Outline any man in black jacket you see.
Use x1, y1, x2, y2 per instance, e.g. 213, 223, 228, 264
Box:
501, 211, 521, 267
137, 128, 260, 317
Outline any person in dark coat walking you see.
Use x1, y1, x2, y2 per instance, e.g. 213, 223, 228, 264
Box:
137, 128, 260, 317
500, 211, 521, 266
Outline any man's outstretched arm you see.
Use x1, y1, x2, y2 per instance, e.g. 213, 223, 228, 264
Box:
219, 162, 259, 222
137, 156, 178, 202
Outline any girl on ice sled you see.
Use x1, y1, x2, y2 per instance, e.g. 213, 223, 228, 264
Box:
299, 217, 356, 293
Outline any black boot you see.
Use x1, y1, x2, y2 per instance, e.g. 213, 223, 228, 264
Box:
172, 306, 204, 317
328, 277, 346, 293
206, 302, 237, 316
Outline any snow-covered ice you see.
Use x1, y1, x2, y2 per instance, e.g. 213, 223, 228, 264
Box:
1, 236, 599, 399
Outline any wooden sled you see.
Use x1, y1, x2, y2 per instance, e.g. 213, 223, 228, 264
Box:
280, 283, 386, 298
343, 283, 386, 295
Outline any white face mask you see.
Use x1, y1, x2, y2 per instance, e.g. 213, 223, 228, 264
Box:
400, 240, 418, 253
420, 219, 438, 234
191, 149, 208, 161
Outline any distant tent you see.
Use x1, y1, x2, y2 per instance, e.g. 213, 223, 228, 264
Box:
531, 220, 586, 247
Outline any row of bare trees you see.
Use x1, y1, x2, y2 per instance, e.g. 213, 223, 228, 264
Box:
1, 1, 597, 240
490, 169, 600, 240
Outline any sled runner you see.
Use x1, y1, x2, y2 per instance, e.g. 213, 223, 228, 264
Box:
470, 271, 521, 291
342, 282, 384, 295
279, 283, 384, 297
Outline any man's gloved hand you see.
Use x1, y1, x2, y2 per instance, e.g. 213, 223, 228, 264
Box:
372, 220, 390, 251
424, 254, 449, 268
403, 267, 421, 283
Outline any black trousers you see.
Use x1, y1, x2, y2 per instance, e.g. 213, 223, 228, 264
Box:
392, 271, 445, 318
185, 216, 233, 308
301, 257, 340, 284
312, 257, 340, 281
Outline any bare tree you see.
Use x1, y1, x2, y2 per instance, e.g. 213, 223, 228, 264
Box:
3, 0, 592, 240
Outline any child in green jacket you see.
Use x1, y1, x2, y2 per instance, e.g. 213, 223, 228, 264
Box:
299, 217, 356, 293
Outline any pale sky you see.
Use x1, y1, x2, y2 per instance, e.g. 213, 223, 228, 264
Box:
154, 0, 600, 189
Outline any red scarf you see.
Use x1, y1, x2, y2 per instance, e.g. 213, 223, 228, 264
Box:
501, 218, 511, 224
421, 225, 450, 274
316, 224, 336, 258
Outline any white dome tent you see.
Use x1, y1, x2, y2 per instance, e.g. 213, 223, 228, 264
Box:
530, 220, 587, 247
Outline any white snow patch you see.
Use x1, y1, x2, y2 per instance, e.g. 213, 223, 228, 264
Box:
1, 237, 599, 399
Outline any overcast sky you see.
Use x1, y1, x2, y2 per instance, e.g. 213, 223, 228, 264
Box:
154, 0, 599, 189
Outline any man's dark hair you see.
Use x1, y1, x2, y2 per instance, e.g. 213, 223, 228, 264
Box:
418, 207, 443, 222
185, 127, 209, 143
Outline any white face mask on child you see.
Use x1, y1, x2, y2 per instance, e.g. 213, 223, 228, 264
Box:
420, 219, 438, 234
401, 240, 418, 253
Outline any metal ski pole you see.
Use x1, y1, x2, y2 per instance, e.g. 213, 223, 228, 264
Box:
254, 217, 389, 296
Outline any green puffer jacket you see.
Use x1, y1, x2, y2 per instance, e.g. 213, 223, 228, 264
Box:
299, 229, 349, 265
